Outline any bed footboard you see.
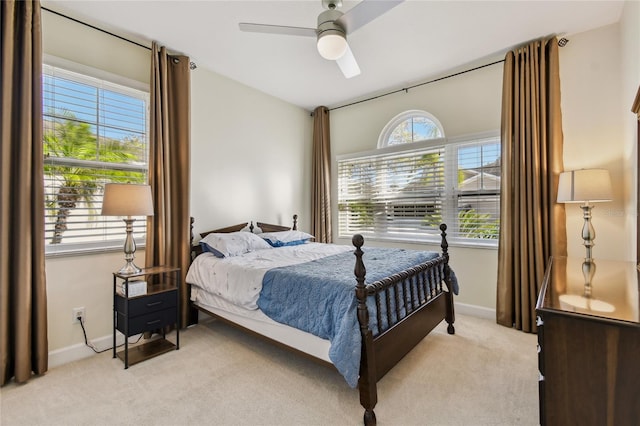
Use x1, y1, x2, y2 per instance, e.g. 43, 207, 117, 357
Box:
353, 224, 455, 426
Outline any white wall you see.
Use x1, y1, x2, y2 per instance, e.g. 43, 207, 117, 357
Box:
621, 0, 640, 261
189, 69, 312, 237
42, 11, 149, 84
42, 10, 311, 361
330, 63, 503, 310
560, 0, 640, 262
560, 22, 633, 262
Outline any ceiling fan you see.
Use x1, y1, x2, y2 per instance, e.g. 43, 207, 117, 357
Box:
239, 0, 404, 79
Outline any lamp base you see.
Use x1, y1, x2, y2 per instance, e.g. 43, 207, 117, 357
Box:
580, 203, 595, 261
117, 261, 142, 276
119, 217, 141, 275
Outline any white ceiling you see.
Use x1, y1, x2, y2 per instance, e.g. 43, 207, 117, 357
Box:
42, 0, 624, 111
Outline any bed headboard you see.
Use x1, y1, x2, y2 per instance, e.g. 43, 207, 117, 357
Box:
190, 214, 299, 259
258, 214, 298, 233
199, 222, 249, 238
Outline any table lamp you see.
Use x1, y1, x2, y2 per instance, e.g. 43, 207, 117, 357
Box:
557, 169, 612, 307
557, 168, 612, 262
101, 183, 154, 275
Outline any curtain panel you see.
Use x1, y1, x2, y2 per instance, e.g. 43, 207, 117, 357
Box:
0, 0, 48, 385
311, 106, 332, 243
146, 43, 191, 328
633, 86, 639, 264
496, 37, 567, 333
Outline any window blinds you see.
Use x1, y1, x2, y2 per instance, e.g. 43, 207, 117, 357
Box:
43, 64, 149, 253
338, 145, 446, 238
453, 139, 501, 240
337, 136, 500, 243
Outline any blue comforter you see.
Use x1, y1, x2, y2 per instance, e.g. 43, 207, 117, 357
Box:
257, 247, 457, 388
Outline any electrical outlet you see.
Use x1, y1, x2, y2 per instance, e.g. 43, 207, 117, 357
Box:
72, 307, 85, 324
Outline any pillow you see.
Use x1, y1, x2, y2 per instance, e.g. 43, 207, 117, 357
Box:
200, 231, 272, 258
259, 230, 314, 247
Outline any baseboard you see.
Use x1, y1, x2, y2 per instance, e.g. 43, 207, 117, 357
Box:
454, 302, 495, 320
48, 333, 125, 369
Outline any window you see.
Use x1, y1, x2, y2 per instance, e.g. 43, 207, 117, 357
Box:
43, 62, 149, 254
338, 110, 500, 246
378, 110, 444, 148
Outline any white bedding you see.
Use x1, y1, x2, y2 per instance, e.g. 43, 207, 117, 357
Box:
186, 242, 352, 310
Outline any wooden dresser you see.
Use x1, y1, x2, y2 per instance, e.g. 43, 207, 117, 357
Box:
536, 256, 640, 426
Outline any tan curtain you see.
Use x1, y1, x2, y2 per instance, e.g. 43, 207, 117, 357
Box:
311, 106, 332, 243
146, 43, 191, 327
633, 86, 640, 264
0, 0, 48, 385
496, 38, 567, 333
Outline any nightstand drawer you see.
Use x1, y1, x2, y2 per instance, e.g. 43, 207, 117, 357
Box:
116, 290, 177, 316
117, 307, 177, 336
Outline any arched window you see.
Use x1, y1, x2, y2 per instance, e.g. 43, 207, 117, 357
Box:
338, 109, 500, 245
378, 110, 445, 148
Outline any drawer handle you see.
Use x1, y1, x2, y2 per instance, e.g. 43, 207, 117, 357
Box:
146, 319, 162, 326
146, 301, 163, 308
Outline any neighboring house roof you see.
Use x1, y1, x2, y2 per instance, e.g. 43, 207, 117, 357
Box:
459, 172, 501, 191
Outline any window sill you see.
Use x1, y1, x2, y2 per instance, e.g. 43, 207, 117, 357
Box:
336, 234, 498, 250
45, 240, 147, 258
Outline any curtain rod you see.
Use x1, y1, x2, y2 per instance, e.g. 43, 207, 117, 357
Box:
328, 59, 505, 112
41, 6, 197, 70
327, 36, 569, 113
42, 7, 149, 50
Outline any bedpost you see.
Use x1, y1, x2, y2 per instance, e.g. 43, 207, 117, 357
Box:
190, 217, 194, 247
353, 234, 378, 426
439, 223, 449, 261
440, 223, 455, 335
189, 217, 199, 326
190, 217, 197, 260
292, 214, 298, 230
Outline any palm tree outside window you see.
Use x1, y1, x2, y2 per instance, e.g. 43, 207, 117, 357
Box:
43, 62, 149, 254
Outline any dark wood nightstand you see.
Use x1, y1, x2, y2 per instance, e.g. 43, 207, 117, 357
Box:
113, 265, 180, 368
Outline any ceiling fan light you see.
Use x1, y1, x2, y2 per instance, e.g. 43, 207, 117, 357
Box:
317, 32, 347, 60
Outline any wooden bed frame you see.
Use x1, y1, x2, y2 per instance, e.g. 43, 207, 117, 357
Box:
188, 215, 455, 425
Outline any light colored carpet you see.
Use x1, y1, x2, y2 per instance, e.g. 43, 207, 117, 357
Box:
1, 314, 538, 426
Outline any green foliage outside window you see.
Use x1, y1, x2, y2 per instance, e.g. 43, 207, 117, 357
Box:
44, 114, 145, 244
457, 209, 499, 239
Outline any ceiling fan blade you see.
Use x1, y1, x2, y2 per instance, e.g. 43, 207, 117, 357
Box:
337, 0, 404, 34
336, 44, 361, 79
239, 23, 317, 37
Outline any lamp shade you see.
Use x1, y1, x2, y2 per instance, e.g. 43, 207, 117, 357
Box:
317, 31, 348, 60
101, 183, 154, 216
557, 169, 613, 203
